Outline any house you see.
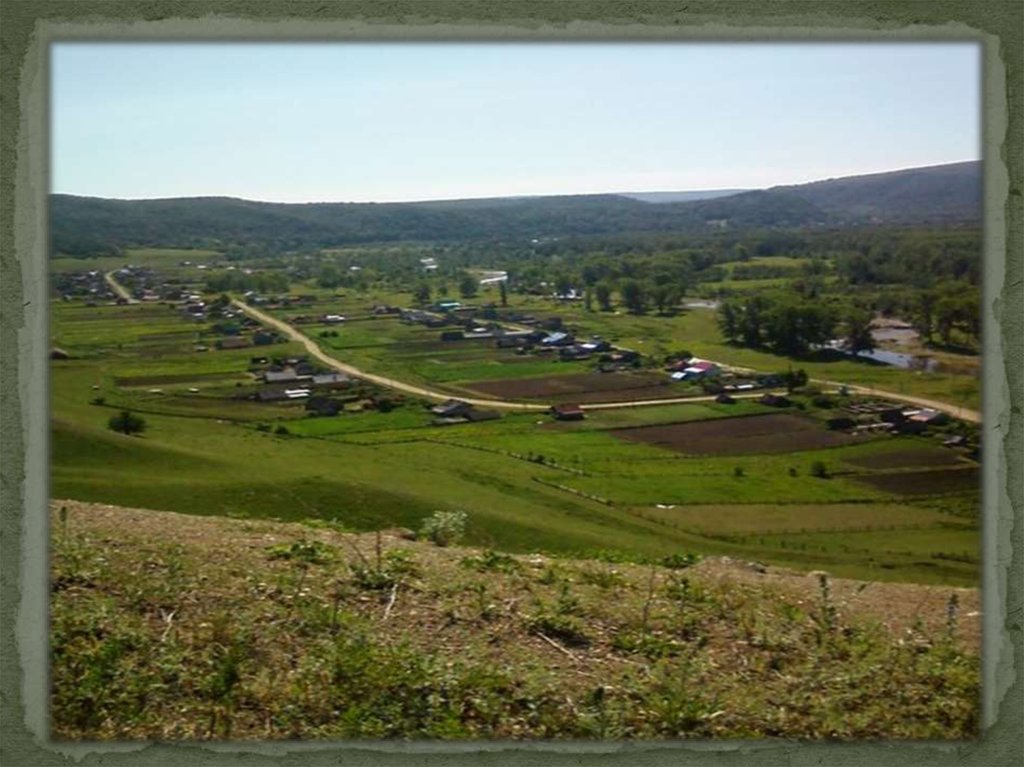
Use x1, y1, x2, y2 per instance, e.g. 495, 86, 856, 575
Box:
284, 388, 311, 399
464, 408, 501, 423
559, 345, 592, 361
826, 416, 857, 431
551, 403, 585, 421
311, 372, 350, 388
430, 399, 473, 418
541, 331, 575, 347
255, 388, 290, 402
759, 393, 791, 408
943, 435, 967, 448
906, 408, 949, 426
321, 314, 346, 324
715, 393, 736, 405
434, 300, 462, 312
264, 368, 299, 384
440, 330, 465, 342
252, 331, 278, 346
216, 337, 250, 350
678, 360, 721, 380
305, 396, 342, 416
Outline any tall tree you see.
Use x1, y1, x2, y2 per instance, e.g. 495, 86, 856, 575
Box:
620, 279, 647, 315
595, 282, 613, 312
845, 309, 875, 355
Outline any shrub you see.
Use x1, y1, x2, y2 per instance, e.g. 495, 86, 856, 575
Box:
274, 425, 290, 435
733, 466, 745, 478
107, 410, 146, 436
810, 460, 829, 479
419, 510, 468, 547
91, 396, 106, 406
660, 552, 700, 570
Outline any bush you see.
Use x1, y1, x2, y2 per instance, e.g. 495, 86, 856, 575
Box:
810, 461, 829, 479
107, 410, 146, 436
91, 396, 106, 406
274, 425, 290, 435
733, 466, 745, 478
419, 511, 468, 547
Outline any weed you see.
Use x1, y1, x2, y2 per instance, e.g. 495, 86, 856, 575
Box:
461, 549, 522, 574
265, 539, 334, 565
419, 510, 468, 547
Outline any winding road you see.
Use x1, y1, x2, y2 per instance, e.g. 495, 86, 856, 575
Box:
229, 296, 981, 422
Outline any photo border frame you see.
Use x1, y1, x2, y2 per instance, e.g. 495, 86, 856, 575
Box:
2, 2, 1020, 765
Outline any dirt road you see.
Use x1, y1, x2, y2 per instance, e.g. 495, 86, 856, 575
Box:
104, 271, 137, 303
233, 298, 981, 421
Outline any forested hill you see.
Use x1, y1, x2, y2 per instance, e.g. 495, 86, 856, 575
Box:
770, 160, 981, 224
51, 161, 980, 255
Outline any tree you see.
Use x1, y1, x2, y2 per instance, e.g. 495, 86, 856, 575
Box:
459, 274, 478, 299
108, 410, 146, 436
651, 284, 679, 315
499, 280, 508, 307
554, 274, 574, 297
413, 282, 431, 304
718, 301, 741, 344
620, 279, 647, 315
845, 309, 875, 355
584, 288, 593, 312
595, 282, 613, 312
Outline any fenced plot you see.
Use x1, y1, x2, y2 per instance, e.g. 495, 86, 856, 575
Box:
611, 413, 861, 455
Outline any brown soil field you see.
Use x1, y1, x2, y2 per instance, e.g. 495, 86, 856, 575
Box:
853, 467, 980, 496
612, 412, 860, 455
844, 448, 969, 470
465, 372, 676, 402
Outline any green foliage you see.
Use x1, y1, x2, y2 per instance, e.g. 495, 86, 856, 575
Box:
266, 539, 335, 565
460, 549, 522, 574
810, 460, 830, 479
107, 410, 146, 436
419, 511, 468, 547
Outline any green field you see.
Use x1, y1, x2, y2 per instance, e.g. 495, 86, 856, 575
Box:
49, 273, 981, 586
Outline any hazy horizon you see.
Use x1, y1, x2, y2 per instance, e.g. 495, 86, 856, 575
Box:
52, 42, 980, 203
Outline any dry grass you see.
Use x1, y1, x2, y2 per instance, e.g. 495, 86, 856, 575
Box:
50, 500, 979, 741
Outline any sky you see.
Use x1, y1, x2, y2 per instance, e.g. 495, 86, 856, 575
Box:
51, 42, 981, 203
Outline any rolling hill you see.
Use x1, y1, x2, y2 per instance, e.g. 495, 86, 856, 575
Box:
50, 161, 980, 254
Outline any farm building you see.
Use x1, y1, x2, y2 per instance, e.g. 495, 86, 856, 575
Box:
431, 399, 473, 419
551, 403, 585, 421
305, 396, 342, 416
311, 372, 350, 388
541, 332, 575, 347
216, 337, 250, 350
264, 368, 299, 384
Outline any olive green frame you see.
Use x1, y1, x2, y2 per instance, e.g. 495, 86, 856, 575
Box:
2, 2, 1020, 765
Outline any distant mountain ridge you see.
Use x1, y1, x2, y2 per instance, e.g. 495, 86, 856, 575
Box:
50, 161, 980, 254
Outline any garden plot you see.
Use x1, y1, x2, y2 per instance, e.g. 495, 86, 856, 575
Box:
612, 412, 861, 455
853, 467, 980, 496
843, 448, 969, 470
464, 371, 677, 402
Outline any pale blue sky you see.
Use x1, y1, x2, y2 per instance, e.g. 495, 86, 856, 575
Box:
51, 42, 980, 202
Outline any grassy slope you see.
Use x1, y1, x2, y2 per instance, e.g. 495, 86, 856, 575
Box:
50, 500, 979, 741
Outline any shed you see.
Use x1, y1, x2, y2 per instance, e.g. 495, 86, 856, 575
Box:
551, 403, 585, 421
